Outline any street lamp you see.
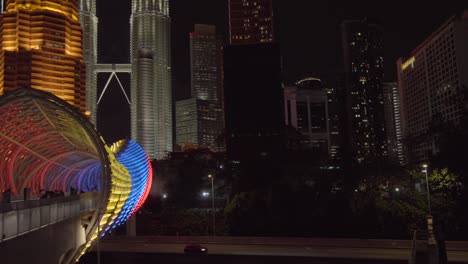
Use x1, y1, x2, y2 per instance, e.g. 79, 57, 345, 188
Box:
422, 163, 436, 245
208, 174, 215, 236
421, 164, 431, 214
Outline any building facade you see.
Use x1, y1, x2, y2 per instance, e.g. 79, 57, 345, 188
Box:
326, 78, 346, 162
383, 82, 405, 165
174, 24, 225, 152
176, 98, 224, 151
284, 78, 330, 156
228, 0, 274, 45
341, 19, 387, 163
79, 0, 98, 123
0, 0, 86, 113
130, 0, 172, 160
190, 24, 223, 102
397, 11, 468, 164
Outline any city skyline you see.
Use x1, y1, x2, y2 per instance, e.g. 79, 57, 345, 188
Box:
88, 0, 467, 145
0, 1, 468, 260
97, 0, 467, 86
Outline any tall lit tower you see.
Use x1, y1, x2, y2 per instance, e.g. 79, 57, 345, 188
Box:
130, 0, 172, 160
0, 0, 86, 113
341, 19, 387, 163
190, 24, 223, 103
79, 0, 98, 123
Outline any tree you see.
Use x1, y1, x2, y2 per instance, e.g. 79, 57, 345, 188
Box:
410, 167, 465, 239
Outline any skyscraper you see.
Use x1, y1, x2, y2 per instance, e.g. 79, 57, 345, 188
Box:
397, 11, 468, 164
130, 0, 172, 160
341, 19, 387, 163
175, 24, 224, 152
79, 0, 98, 123
326, 78, 346, 162
190, 24, 223, 103
383, 82, 405, 165
0, 0, 86, 113
228, 0, 274, 45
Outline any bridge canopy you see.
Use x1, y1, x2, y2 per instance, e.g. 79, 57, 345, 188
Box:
0, 88, 108, 196
0, 88, 154, 264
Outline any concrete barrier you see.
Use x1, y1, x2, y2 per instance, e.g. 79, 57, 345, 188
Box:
0, 196, 97, 244
103, 235, 468, 251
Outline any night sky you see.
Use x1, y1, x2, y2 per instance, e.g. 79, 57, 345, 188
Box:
95, 0, 468, 142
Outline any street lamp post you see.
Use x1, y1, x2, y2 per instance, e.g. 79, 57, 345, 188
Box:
422, 164, 431, 214
208, 174, 215, 236
422, 164, 436, 246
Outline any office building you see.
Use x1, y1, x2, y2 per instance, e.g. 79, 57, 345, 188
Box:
190, 24, 223, 102
223, 43, 284, 160
284, 78, 330, 156
130, 0, 172, 160
341, 19, 387, 163
383, 82, 405, 165
0, 0, 86, 113
326, 78, 346, 162
397, 11, 468, 164
228, 0, 274, 45
176, 98, 224, 151
174, 24, 225, 152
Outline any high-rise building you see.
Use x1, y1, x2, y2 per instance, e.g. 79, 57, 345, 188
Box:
190, 24, 223, 102
397, 11, 468, 164
79, 0, 98, 123
176, 98, 224, 151
174, 24, 225, 152
383, 82, 405, 165
0, 0, 86, 113
223, 43, 284, 160
228, 0, 274, 45
284, 78, 330, 156
326, 78, 346, 162
130, 0, 172, 160
341, 19, 387, 163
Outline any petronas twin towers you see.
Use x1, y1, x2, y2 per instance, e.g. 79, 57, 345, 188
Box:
80, 0, 172, 160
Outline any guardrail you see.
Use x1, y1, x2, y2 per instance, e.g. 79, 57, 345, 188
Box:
103, 236, 468, 251
0, 195, 99, 243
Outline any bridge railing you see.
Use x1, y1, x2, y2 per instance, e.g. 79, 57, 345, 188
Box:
0, 194, 99, 243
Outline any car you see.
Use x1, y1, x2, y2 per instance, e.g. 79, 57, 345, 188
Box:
184, 244, 208, 254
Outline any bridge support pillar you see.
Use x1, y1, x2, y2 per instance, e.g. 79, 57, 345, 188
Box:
126, 215, 136, 236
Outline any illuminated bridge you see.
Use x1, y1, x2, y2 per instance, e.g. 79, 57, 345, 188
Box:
0, 88, 153, 264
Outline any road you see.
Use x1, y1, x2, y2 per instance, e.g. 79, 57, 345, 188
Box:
80, 252, 409, 264
97, 241, 411, 261
81, 236, 468, 263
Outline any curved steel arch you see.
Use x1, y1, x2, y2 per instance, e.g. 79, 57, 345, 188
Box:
0, 88, 153, 264
0, 87, 109, 196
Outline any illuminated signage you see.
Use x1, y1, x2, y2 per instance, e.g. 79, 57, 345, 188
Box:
401, 57, 415, 71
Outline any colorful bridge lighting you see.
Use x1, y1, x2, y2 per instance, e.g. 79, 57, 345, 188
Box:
0, 88, 154, 263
